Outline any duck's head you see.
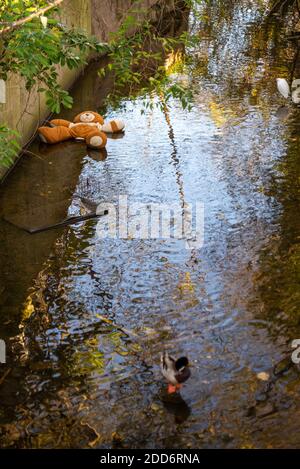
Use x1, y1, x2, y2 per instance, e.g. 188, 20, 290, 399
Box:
175, 356, 189, 371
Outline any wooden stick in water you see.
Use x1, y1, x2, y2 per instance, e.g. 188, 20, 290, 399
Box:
95, 313, 139, 338
0, 368, 11, 386
27, 210, 108, 234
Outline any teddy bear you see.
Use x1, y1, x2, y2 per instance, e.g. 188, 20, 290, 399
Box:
38, 111, 125, 149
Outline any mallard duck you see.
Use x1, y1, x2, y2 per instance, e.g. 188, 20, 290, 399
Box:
160, 351, 191, 394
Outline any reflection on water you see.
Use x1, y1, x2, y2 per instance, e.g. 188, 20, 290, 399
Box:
0, 0, 300, 448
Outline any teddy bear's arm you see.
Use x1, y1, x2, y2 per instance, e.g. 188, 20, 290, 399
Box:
49, 119, 72, 128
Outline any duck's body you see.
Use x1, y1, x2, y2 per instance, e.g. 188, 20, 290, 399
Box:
161, 352, 191, 393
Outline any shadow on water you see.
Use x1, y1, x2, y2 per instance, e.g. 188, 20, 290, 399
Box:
0, 0, 300, 448
160, 392, 191, 424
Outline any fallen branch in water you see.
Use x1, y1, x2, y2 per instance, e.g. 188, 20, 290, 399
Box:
287, 33, 300, 40
0, 368, 11, 386
95, 313, 139, 338
268, 0, 288, 16
268, 0, 299, 16
27, 210, 109, 234
23, 149, 44, 161
4, 210, 108, 234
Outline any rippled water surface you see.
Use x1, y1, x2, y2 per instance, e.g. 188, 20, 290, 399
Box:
1, 0, 300, 448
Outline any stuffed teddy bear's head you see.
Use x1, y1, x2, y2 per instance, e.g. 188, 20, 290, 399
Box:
74, 111, 104, 125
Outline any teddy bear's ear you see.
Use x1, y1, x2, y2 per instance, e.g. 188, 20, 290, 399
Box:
91, 112, 104, 125
73, 112, 85, 123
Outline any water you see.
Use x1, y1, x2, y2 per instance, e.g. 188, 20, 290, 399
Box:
0, 0, 300, 448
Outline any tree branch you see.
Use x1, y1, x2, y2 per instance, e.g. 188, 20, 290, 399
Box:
0, 0, 64, 36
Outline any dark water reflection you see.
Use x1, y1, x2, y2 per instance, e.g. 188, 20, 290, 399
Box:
0, 0, 300, 448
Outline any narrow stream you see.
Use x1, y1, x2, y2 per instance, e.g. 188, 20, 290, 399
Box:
0, 0, 300, 448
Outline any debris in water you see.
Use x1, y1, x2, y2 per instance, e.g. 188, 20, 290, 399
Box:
256, 372, 270, 381
7, 210, 108, 234
276, 78, 290, 99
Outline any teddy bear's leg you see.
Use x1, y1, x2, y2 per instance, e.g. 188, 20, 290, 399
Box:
38, 126, 72, 144
101, 119, 125, 133
86, 129, 107, 149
